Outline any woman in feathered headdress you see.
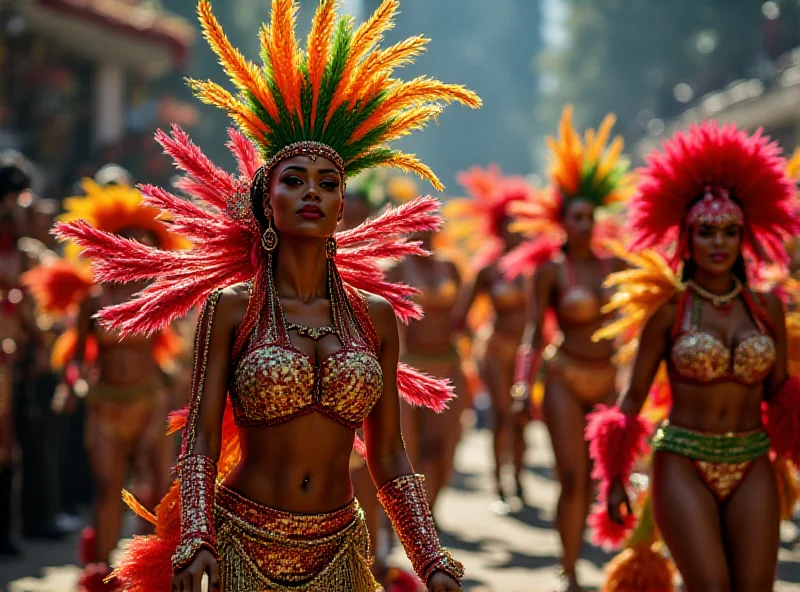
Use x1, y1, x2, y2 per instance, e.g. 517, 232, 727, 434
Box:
447, 165, 532, 513
21, 179, 187, 591
56, 1, 479, 590
586, 121, 800, 591
504, 106, 631, 591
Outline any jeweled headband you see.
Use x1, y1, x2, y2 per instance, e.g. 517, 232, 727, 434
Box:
227, 141, 346, 229
686, 188, 744, 228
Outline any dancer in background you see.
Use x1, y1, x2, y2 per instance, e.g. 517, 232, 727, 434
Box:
506, 107, 630, 592
388, 176, 467, 512
450, 166, 532, 513
57, 0, 480, 589
22, 180, 186, 591
587, 122, 800, 592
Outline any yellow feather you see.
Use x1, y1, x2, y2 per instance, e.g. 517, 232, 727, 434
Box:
597, 136, 624, 180
387, 152, 443, 191
787, 148, 800, 180
345, 36, 428, 107
197, 0, 278, 121
328, 0, 399, 118
189, 79, 269, 142
377, 105, 442, 145
592, 113, 617, 159
122, 489, 156, 525
353, 76, 480, 142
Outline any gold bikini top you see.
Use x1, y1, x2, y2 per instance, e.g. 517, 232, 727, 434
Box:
231, 288, 383, 430
670, 290, 775, 387
556, 258, 609, 327
490, 276, 525, 312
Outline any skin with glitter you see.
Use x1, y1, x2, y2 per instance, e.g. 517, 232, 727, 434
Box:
609, 215, 786, 590
172, 155, 462, 592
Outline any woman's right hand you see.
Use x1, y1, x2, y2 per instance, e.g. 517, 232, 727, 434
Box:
606, 478, 632, 525
172, 549, 219, 592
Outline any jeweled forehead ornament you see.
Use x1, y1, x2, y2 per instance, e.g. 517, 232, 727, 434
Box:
686, 187, 744, 228
226, 141, 346, 229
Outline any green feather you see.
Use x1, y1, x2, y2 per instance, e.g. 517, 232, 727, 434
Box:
345, 147, 395, 177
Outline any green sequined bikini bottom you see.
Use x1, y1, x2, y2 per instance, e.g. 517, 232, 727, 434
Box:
652, 422, 771, 501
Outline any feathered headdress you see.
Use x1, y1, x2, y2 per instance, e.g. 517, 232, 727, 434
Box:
500, 107, 631, 278
548, 105, 631, 208
190, 0, 480, 190
58, 180, 188, 261
629, 121, 799, 270
443, 165, 533, 269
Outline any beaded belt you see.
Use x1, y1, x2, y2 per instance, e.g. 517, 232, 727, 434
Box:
651, 422, 770, 463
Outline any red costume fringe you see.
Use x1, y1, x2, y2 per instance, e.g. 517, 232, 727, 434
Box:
764, 376, 800, 466
601, 546, 675, 592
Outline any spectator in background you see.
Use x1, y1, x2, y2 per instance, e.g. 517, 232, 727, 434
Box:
0, 151, 33, 556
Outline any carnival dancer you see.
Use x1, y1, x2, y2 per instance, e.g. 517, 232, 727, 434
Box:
387, 176, 468, 513
56, 0, 480, 590
586, 121, 800, 592
449, 166, 532, 513
504, 106, 630, 592
22, 180, 186, 591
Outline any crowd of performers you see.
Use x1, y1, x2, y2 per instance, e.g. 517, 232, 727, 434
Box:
3, 0, 800, 591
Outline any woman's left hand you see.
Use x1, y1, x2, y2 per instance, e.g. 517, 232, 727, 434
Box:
427, 571, 461, 591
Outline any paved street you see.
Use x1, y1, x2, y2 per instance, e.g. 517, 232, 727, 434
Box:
3, 424, 800, 591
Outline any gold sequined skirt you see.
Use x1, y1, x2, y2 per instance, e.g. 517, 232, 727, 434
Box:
214, 485, 382, 592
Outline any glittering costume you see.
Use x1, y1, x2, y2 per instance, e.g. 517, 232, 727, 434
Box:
444, 166, 532, 376
56, 0, 479, 589
587, 121, 800, 591
505, 106, 630, 411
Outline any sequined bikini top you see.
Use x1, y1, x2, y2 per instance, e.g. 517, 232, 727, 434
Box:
670, 290, 775, 386
490, 275, 525, 312
556, 258, 609, 327
231, 284, 383, 430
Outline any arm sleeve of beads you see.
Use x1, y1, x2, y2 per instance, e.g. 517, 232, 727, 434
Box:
377, 474, 464, 584
180, 289, 223, 457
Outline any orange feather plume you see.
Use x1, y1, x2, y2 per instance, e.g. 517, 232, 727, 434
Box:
189, 79, 270, 142
197, 0, 279, 121
329, 0, 399, 116
306, 0, 336, 122
263, 0, 302, 119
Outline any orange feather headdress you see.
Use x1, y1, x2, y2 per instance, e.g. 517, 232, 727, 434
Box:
59, 179, 188, 260
191, 0, 481, 191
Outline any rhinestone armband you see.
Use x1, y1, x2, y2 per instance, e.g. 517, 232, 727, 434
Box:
171, 454, 218, 572
377, 474, 464, 585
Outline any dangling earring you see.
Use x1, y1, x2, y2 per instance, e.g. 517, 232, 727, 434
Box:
325, 235, 337, 259
261, 215, 278, 252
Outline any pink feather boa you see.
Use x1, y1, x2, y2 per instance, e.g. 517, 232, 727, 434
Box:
585, 405, 651, 550
764, 376, 800, 466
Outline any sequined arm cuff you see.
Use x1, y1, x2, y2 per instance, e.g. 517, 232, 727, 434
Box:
377, 474, 464, 585
171, 453, 218, 572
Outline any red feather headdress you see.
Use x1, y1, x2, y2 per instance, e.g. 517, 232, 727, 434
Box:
443, 165, 533, 270
629, 121, 799, 270
55, 126, 452, 412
